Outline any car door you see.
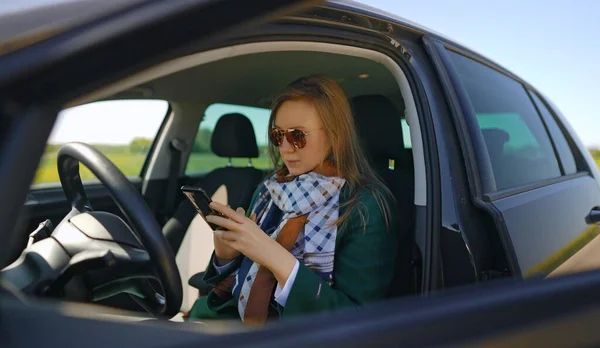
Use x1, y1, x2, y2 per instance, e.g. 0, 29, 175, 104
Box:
428, 38, 600, 279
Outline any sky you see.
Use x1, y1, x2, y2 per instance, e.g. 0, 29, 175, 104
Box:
49, 101, 272, 145
362, 0, 600, 148
3, 0, 599, 148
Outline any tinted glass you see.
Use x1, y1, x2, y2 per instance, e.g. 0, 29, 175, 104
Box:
529, 91, 577, 175
448, 51, 561, 191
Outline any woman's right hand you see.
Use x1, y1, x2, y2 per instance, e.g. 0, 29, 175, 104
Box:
213, 207, 255, 265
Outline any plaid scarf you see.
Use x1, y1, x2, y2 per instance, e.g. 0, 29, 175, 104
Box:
232, 169, 346, 321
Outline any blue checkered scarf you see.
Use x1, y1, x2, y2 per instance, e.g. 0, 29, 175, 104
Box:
232, 171, 346, 320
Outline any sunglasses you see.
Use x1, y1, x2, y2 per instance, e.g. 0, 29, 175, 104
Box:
269, 128, 321, 149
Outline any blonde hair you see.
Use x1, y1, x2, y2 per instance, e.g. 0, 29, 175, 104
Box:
268, 75, 394, 230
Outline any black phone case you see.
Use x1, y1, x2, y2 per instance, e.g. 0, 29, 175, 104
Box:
180, 186, 223, 230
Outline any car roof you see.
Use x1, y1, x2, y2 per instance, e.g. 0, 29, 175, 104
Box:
0, 0, 524, 91
0, 0, 147, 55
327, 1, 520, 80
329, 0, 452, 41
0, 0, 467, 54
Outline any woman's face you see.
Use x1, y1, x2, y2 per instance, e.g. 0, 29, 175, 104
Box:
274, 99, 331, 176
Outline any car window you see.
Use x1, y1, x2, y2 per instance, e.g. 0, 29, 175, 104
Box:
528, 91, 578, 175
447, 51, 561, 191
401, 118, 412, 149
32, 100, 168, 186
185, 103, 272, 174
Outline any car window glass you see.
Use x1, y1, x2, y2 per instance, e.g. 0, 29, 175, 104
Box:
529, 91, 578, 175
32, 100, 168, 186
401, 118, 412, 149
447, 50, 561, 191
185, 103, 272, 174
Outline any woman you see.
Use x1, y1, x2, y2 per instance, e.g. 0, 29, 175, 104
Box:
188, 75, 398, 324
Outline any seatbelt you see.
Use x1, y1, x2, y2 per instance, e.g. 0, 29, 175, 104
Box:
163, 138, 187, 221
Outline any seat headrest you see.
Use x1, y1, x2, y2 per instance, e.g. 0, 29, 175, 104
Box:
351, 95, 405, 162
211, 113, 259, 158
481, 128, 509, 157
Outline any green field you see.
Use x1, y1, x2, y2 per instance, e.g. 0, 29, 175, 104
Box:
34, 152, 147, 184
186, 153, 271, 173
33, 150, 272, 185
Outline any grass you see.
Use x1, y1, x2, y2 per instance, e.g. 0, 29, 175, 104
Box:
525, 224, 600, 278
32, 150, 272, 185
33, 152, 147, 184
186, 153, 271, 173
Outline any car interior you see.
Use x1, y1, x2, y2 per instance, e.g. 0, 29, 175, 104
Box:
7, 41, 427, 324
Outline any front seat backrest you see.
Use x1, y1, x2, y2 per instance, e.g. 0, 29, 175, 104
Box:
163, 113, 265, 311
351, 94, 415, 297
351, 95, 407, 172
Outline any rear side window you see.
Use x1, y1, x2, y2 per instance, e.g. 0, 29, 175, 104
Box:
185, 103, 272, 174
528, 91, 577, 175
447, 51, 561, 191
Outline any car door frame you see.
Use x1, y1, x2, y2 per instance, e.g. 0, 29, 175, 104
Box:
421, 36, 518, 283
128, 8, 447, 295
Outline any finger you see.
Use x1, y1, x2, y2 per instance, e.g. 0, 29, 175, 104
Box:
210, 201, 246, 223
236, 207, 246, 215
249, 213, 257, 222
214, 229, 238, 242
207, 214, 243, 231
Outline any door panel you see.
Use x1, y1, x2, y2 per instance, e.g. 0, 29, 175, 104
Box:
489, 175, 600, 277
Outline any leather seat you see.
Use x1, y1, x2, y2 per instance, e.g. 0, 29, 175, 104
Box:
162, 113, 265, 311
350, 95, 415, 297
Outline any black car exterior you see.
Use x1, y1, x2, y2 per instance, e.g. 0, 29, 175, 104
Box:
1, 0, 600, 346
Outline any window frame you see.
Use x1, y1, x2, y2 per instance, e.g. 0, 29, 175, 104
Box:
140, 102, 172, 177
30, 99, 171, 189
526, 89, 589, 174
437, 42, 583, 197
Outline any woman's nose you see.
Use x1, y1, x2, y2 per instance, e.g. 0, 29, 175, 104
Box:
280, 136, 295, 153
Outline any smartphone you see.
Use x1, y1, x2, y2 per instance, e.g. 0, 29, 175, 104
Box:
180, 185, 224, 230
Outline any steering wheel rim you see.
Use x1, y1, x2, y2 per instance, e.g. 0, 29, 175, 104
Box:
57, 142, 182, 317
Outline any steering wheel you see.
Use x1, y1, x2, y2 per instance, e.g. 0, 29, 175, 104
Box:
55, 142, 182, 317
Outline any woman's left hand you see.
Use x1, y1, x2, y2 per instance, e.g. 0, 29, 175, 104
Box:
206, 202, 297, 285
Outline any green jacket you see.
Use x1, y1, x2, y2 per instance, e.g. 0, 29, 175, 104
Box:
188, 183, 398, 321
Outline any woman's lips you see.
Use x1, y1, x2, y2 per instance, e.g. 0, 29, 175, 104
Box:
285, 159, 299, 165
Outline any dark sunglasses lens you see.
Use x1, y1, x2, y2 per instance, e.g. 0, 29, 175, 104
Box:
289, 130, 307, 149
269, 129, 283, 146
